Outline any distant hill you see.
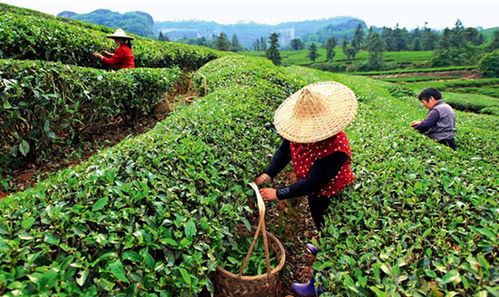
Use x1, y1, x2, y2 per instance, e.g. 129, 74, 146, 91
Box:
57, 9, 155, 38
58, 9, 366, 48
155, 17, 366, 47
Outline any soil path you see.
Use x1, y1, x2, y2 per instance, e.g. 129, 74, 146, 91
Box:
370, 69, 482, 80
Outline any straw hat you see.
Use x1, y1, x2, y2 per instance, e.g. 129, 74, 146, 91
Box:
273, 81, 357, 143
106, 28, 134, 40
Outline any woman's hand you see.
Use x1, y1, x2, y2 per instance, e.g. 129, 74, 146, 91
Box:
410, 121, 421, 128
259, 188, 277, 201
93, 52, 104, 60
101, 50, 112, 57
255, 173, 271, 186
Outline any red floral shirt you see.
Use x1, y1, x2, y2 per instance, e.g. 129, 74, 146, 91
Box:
102, 44, 135, 70
290, 131, 354, 196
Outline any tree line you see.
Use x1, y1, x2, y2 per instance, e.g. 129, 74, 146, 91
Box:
158, 31, 246, 52
158, 20, 499, 71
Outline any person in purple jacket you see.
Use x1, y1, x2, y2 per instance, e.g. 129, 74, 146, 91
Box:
410, 88, 456, 150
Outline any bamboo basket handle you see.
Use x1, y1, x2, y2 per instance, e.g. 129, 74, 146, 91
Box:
238, 183, 272, 278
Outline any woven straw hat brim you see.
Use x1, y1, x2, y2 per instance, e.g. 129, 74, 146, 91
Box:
274, 81, 357, 143
106, 28, 134, 40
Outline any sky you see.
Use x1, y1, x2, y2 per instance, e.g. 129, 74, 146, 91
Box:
2, 0, 498, 29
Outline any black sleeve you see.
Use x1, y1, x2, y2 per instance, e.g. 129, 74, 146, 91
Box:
263, 139, 291, 178
276, 151, 348, 199
415, 109, 440, 133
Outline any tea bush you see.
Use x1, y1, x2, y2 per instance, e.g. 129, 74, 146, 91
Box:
0, 56, 305, 296
0, 10, 221, 70
0, 59, 182, 167
442, 92, 499, 115
0, 3, 114, 33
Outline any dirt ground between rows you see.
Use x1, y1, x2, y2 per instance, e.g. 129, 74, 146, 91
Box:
370, 69, 482, 80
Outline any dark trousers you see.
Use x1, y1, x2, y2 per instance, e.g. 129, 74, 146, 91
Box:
438, 138, 456, 150
307, 195, 334, 232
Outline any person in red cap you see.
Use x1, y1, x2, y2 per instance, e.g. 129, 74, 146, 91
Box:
93, 28, 135, 70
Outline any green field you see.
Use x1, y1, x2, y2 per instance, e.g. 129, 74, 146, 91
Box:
241, 48, 434, 68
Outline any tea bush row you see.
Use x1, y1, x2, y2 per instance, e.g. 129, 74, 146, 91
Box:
0, 56, 305, 296
0, 3, 114, 34
404, 78, 499, 92
351, 66, 476, 76
286, 66, 498, 297
0, 10, 221, 70
0, 59, 182, 167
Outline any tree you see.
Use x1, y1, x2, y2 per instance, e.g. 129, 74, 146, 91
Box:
421, 26, 438, 50
451, 19, 465, 48
366, 28, 385, 70
381, 27, 395, 51
345, 47, 357, 60
463, 28, 484, 46
392, 24, 408, 51
215, 32, 231, 51
341, 35, 348, 54
432, 20, 475, 66
437, 28, 453, 50
266, 33, 282, 65
477, 50, 499, 77
231, 34, 243, 52
158, 31, 169, 41
411, 27, 422, 50
260, 37, 267, 51
290, 38, 305, 50
308, 43, 319, 62
253, 38, 261, 51
413, 38, 421, 51
352, 23, 365, 51
486, 30, 499, 51
325, 37, 337, 62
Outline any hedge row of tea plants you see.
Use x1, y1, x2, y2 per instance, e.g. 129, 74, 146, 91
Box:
0, 56, 305, 296
453, 86, 499, 99
0, 59, 182, 167
378, 76, 459, 83
442, 92, 499, 116
286, 66, 498, 297
0, 3, 114, 33
404, 78, 499, 92
0, 10, 221, 70
351, 66, 476, 76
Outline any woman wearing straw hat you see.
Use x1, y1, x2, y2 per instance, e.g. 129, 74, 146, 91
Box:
254, 81, 357, 296
93, 28, 135, 70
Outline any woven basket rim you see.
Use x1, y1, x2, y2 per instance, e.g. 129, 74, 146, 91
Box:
215, 230, 286, 281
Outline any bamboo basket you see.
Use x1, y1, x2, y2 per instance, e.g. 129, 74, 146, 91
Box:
212, 183, 286, 297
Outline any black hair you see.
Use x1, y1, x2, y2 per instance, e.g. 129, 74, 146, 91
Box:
418, 87, 441, 102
